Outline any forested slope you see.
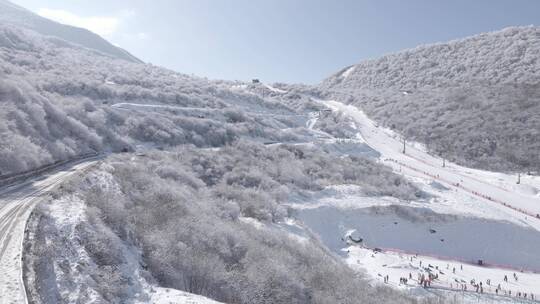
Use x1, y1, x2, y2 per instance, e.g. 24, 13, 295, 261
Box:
0, 24, 304, 176
321, 26, 540, 172
26, 143, 433, 304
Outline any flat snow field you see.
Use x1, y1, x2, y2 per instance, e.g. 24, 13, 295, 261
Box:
347, 247, 540, 302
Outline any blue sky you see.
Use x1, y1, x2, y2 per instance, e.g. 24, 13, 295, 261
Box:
11, 0, 540, 84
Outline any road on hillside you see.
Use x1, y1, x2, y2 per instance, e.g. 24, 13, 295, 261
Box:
111, 102, 303, 117
0, 160, 98, 304
322, 99, 540, 229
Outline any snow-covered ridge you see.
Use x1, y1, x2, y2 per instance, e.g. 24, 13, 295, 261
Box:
0, 0, 141, 63
319, 26, 540, 174
339, 65, 356, 79
323, 26, 540, 89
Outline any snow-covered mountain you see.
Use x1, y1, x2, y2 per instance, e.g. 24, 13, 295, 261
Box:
0, 21, 309, 176
0, 8, 432, 304
0, 0, 141, 63
320, 26, 540, 172
322, 26, 540, 90
2, 2, 540, 303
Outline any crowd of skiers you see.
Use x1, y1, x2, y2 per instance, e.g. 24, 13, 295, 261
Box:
378, 257, 537, 302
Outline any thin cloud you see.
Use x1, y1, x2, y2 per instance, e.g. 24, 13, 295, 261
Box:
37, 8, 124, 37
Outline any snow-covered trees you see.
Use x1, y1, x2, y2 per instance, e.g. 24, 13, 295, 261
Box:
321, 26, 540, 172
323, 26, 540, 91
0, 24, 305, 176
28, 143, 424, 304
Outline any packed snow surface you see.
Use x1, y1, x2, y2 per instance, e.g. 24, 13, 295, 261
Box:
347, 247, 540, 302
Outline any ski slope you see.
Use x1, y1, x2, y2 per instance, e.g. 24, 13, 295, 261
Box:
0, 159, 97, 304
320, 99, 540, 230
312, 98, 540, 302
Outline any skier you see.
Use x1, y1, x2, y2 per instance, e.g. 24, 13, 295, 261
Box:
504, 274, 508, 282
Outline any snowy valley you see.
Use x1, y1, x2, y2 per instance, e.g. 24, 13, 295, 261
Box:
0, 1, 540, 304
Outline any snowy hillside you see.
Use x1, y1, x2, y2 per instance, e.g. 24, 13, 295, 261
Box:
2, 2, 540, 303
320, 26, 540, 172
0, 23, 309, 176
322, 26, 540, 90
0, 0, 140, 63
0, 12, 432, 304
24, 145, 424, 304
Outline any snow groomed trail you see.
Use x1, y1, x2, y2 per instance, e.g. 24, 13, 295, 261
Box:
320, 99, 540, 230
0, 159, 98, 304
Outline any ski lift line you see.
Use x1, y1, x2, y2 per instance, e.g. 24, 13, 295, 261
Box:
376, 127, 515, 194
402, 150, 514, 195
384, 158, 540, 221
387, 158, 539, 220
325, 96, 519, 198
325, 98, 539, 221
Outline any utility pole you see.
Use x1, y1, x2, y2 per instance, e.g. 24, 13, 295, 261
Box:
402, 138, 406, 154
517, 172, 521, 184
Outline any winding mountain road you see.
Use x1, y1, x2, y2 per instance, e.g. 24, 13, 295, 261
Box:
0, 159, 98, 304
